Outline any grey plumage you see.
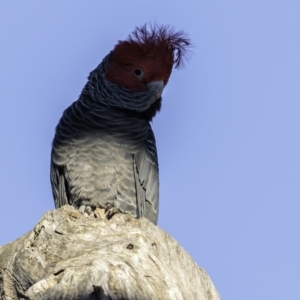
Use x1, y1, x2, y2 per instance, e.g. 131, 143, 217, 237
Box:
51, 54, 161, 224
50, 24, 191, 225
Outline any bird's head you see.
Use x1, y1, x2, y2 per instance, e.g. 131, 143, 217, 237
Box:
84, 24, 191, 120
105, 24, 191, 97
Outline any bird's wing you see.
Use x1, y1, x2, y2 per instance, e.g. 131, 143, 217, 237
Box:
50, 158, 69, 208
135, 129, 159, 224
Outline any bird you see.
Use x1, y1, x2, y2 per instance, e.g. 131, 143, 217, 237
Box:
50, 24, 191, 224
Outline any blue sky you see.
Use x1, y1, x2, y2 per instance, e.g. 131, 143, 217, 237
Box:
0, 1, 299, 299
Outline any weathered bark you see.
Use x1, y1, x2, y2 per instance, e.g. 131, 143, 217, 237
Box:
0, 205, 220, 300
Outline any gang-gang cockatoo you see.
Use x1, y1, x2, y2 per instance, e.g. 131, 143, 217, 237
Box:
50, 24, 191, 224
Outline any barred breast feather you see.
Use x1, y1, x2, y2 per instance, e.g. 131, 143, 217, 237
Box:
51, 54, 159, 224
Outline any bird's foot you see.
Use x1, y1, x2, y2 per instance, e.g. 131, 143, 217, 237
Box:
78, 205, 92, 217
104, 204, 119, 220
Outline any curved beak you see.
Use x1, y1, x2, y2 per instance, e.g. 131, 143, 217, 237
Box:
147, 80, 164, 101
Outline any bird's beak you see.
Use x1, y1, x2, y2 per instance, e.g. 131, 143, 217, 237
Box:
147, 80, 164, 101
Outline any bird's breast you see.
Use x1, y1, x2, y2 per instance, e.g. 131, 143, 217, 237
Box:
52, 101, 152, 164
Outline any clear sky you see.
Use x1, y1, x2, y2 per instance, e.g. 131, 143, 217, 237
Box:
0, 1, 299, 299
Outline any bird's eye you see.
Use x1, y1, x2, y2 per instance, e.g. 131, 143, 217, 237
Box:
134, 69, 142, 76
134, 69, 144, 81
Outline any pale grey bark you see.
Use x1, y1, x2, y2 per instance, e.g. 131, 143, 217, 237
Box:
0, 205, 220, 300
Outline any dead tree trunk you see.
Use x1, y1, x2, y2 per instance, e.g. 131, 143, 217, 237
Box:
0, 205, 220, 300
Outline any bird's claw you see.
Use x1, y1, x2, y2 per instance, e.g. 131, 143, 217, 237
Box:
78, 205, 92, 217
104, 204, 119, 220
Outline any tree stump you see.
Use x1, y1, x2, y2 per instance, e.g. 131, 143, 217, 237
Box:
0, 205, 220, 300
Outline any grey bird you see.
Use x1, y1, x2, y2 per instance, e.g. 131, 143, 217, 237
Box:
50, 24, 191, 224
